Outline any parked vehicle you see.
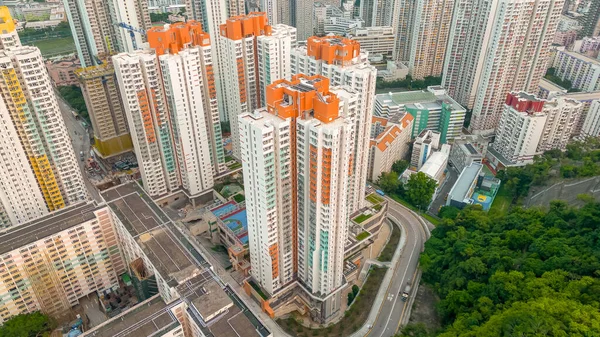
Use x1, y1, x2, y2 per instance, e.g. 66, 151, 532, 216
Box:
376, 189, 385, 196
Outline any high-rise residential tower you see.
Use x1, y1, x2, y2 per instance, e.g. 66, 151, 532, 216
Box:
113, 21, 221, 198
442, 0, 564, 135
63, 0, 151, 67
392, 0, 416, 62
291, 36, 377, 213
220, 13, 296, 159
239, 74, 355, 321
257, 24, 297, 106
293, 0, 315, 41
75, 63, 133, 158
0, 46, 87, 228
408, 0, 455, 79
360, 0, 394, 27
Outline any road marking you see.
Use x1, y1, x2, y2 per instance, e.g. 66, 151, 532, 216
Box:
396, 267, 419, 334
377, 222, 418, 336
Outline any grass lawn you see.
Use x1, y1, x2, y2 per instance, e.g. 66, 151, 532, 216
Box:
225, 155, 234, 162
378, 223, 401, 262
278, 266, 387, 337
24, 36, 76, 57
356, 231, 370, 241
228, 162, 242, 170
366, 193, 384, 205
490, 185, 512, 214
353, 214, 373, 224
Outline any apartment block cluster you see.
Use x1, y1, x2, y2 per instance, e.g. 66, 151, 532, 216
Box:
1, 0, 600, 332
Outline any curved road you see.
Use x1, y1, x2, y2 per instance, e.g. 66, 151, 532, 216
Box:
367, 197, 432, 337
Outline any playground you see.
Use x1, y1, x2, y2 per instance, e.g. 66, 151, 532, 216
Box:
210, 201, 249, 245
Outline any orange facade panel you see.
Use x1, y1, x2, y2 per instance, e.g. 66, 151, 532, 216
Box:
148, 21, 210, 56
220, 12, 272, 40
269, 243, 279, 278
306, 36, 361, 65
265, 75, 339, 123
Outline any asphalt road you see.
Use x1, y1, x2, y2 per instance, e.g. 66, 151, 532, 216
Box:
367, 197, 432, 337
429, 165, 459, 214
56, 93, 101, 201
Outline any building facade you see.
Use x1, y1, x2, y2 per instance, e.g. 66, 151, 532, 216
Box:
0, 46, 88, 228
113, 21, 224, 198
291, 36, 377, 213
368, 114, 414, 181
256, 24, 297, 107
0, 203, 125, 324
219, 12, 271, 158
349, 26, 395, 59
552, 50, 600, 92
489, 92, 581, 167
408, 0, 454, 79
581, 100, 600, 137
240, 75, 354, 322
410, 130, 440, 170
75, 63, 133, 158
63, 0, 151, 67
442, 0, 564, 135
373, 86, 466, 143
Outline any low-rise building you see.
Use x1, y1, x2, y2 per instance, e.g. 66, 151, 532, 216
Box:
374, 86, 466, 143
348, 26, 395, 59
377, 60, 409, 82
45, 56, 80, 86
368, 114, 414, 180
419, 144, 450, 185
411, 130, 440, 170
538, 78, 568, 99
447, 163, 501, 211
449, 139, 484, 173
573, 36, 600, 58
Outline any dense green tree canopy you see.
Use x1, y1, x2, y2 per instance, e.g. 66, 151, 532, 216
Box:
0, 312, 55, 337
392, 160, 409, 175
420, 201, 600, 335
405, 172, 437, 210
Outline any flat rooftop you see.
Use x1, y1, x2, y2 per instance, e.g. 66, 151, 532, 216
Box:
539, 78, 567, 92
376, 88, 465, 112
448, 163, 483, 202
0, 201, 101, 256
84, 296, 178, 337
560, 49, 600, 65
102, 183, 200, 286
563, 90, 600, 102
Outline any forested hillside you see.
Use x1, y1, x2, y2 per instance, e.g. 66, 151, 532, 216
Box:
419, 201, 600, 336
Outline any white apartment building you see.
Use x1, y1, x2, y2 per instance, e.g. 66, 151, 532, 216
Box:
114, 22, 225, 198
368, 114, 414, 181
219, 12, 271, 159
63, 0, 150, 67
537, 97, 582, 152
150, 24, 216, 196
0, 7, 20, 50
257, 24, 297, 107
113, 51, 180, 197
291, 36, 377, 214
411, 130, 441, 170
0, 46, 87, 228
408, 0, 454, 79
349, 26, 395, 59
324, 16, 364, 36
442, 0, 564, 135
108, 0, 152, 52
240, 75, 355, 322
490, 93, 549, 167
552, 50, 600, 92
239, 111, 294, 296
581, 100, 600, 137
0, 203, 124, 324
